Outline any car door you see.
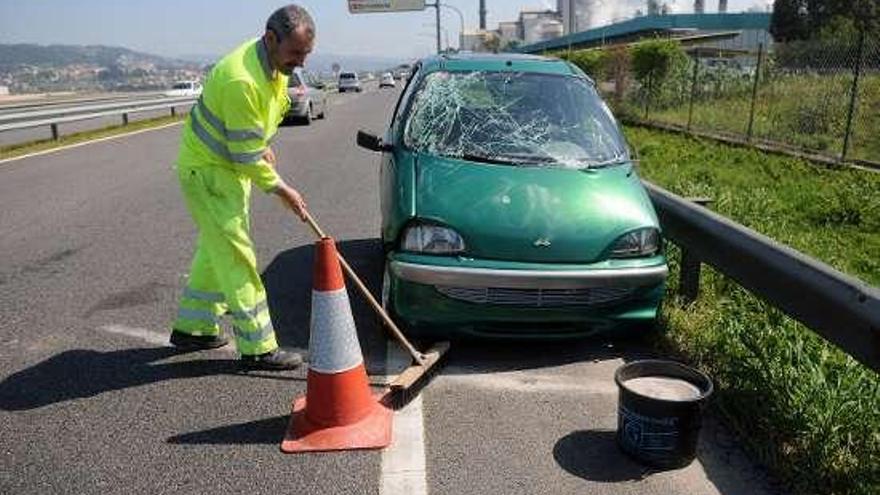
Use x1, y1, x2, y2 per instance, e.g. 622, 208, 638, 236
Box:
380, 63, 422, 245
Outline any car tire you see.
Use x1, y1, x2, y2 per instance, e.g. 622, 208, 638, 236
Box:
302, 103, 313, 125
381, 260, 392, 312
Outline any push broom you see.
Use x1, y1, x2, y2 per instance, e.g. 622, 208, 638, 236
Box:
300, 209, 450, 408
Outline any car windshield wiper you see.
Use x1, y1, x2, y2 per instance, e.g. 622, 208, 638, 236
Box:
456, 153, 536, 165
577, 155, 632, 168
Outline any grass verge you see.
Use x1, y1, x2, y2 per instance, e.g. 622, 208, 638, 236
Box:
624, 125, 880, 495
0, 114, 185, 161
634, 73, 880, 164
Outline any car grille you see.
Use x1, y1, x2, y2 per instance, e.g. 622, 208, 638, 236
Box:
434, 286, 635, 307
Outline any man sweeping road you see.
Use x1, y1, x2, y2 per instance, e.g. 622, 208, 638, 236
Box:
169, 5, 314, 370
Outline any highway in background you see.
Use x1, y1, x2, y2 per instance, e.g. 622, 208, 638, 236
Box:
0, 83, 779, 494
0, 90, 193, 148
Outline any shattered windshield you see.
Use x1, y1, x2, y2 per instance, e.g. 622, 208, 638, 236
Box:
403, 71, 628, 168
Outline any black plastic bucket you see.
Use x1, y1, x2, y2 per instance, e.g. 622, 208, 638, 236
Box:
614, 360, 713, 469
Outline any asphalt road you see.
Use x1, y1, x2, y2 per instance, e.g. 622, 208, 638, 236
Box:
0, 83, 782, 494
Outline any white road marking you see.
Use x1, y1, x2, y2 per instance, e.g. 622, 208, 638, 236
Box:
380, 342, 429, 495
0, 121, 183, 165
98, 323, 236, 355
436, 364, 621, 395
99, 324, 171, 346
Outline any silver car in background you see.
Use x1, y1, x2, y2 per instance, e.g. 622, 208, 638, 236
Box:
286, 67, 327, 124
338, 72, 362, 93
379, 72, 396, 88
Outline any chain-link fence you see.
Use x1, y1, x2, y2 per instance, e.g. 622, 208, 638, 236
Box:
606, 33, 880, 167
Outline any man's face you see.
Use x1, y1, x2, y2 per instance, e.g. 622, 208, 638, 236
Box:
267, 25, 314, 76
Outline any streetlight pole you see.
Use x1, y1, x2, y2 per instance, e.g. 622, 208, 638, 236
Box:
429, 2, 441, 54
439, 3, 465, 51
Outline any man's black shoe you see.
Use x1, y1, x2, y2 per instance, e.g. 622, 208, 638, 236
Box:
169, 330, 230, 350
240, 348, 303, 370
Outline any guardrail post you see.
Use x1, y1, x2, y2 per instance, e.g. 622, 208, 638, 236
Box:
678, 197, 714, 303
50, 123, 59, 141
170, 106, 176, 117
122, 113, 129, 126
746, 43, 764, 143
841, 30, 865, 163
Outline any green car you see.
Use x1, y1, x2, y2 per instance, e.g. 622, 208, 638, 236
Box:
357, 53, 667, 339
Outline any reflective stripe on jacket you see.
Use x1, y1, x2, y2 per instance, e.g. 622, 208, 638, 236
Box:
176, 38, 290, 193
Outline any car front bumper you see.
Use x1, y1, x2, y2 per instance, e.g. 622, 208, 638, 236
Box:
386, 253, 668, 339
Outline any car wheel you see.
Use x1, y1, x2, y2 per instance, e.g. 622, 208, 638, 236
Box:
381, 260, 391, 311
303, 103, 313, 125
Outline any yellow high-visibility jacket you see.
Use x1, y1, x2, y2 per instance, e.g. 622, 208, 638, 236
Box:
176, 38, 290, 193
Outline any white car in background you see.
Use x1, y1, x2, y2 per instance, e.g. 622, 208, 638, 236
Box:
379, 72, 396, 88
286, 67, 327, 124
338, 72, 362, 93
164, 80, 202, 97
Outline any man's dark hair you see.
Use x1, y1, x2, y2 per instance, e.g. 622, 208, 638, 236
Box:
266, 4, 315, 40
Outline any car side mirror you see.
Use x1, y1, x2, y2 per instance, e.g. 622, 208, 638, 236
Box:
357, 130, 391, 152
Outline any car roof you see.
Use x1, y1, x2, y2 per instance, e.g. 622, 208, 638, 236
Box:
419, 53, 578, 77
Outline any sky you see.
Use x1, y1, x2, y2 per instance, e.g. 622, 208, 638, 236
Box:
0, 1, 771, 60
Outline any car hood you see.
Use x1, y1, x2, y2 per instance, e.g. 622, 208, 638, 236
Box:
414, 154, 659, 263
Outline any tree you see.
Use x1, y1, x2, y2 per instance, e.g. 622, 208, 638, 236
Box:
771, 0, 809, 41
483, 32, 501, 53
502, 39, 521, 52
849, 0, 879, 33
772, 0, 879, 41
630, 39, 686, 85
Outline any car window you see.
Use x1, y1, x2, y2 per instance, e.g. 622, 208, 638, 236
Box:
340, 73, 356, 79
172, 82, 191, 90
402, 71, 627, 168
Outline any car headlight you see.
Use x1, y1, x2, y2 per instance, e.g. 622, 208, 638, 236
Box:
610, 228, 661, 258
401, 223, 465, 254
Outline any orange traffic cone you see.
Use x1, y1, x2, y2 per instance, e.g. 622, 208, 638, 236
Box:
281, 237, 392, 453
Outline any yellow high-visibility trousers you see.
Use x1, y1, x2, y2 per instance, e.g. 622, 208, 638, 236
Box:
172, 164, 279, 355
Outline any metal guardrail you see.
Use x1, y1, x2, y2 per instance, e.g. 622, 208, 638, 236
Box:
0, 92, 166, 115
0, 95, 197, 140
645, 181, 880, 373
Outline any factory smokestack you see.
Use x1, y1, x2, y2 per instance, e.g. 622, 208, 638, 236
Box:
480, 0, 487, 29
695, 0, 705, 14
718, 0, 728, 13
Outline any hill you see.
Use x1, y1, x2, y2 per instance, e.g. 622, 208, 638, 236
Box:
0, 44, 196, 71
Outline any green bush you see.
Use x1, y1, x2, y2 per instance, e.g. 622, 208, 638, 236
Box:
629, 39, 690, 113
630, 39, 688, 86
560, 49, 606, 80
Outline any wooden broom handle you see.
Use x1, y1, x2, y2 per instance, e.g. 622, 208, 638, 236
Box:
301, 210, 426, 364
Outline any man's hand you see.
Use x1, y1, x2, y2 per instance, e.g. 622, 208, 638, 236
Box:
262, 147, 277, 167
274, 182, 308, 221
